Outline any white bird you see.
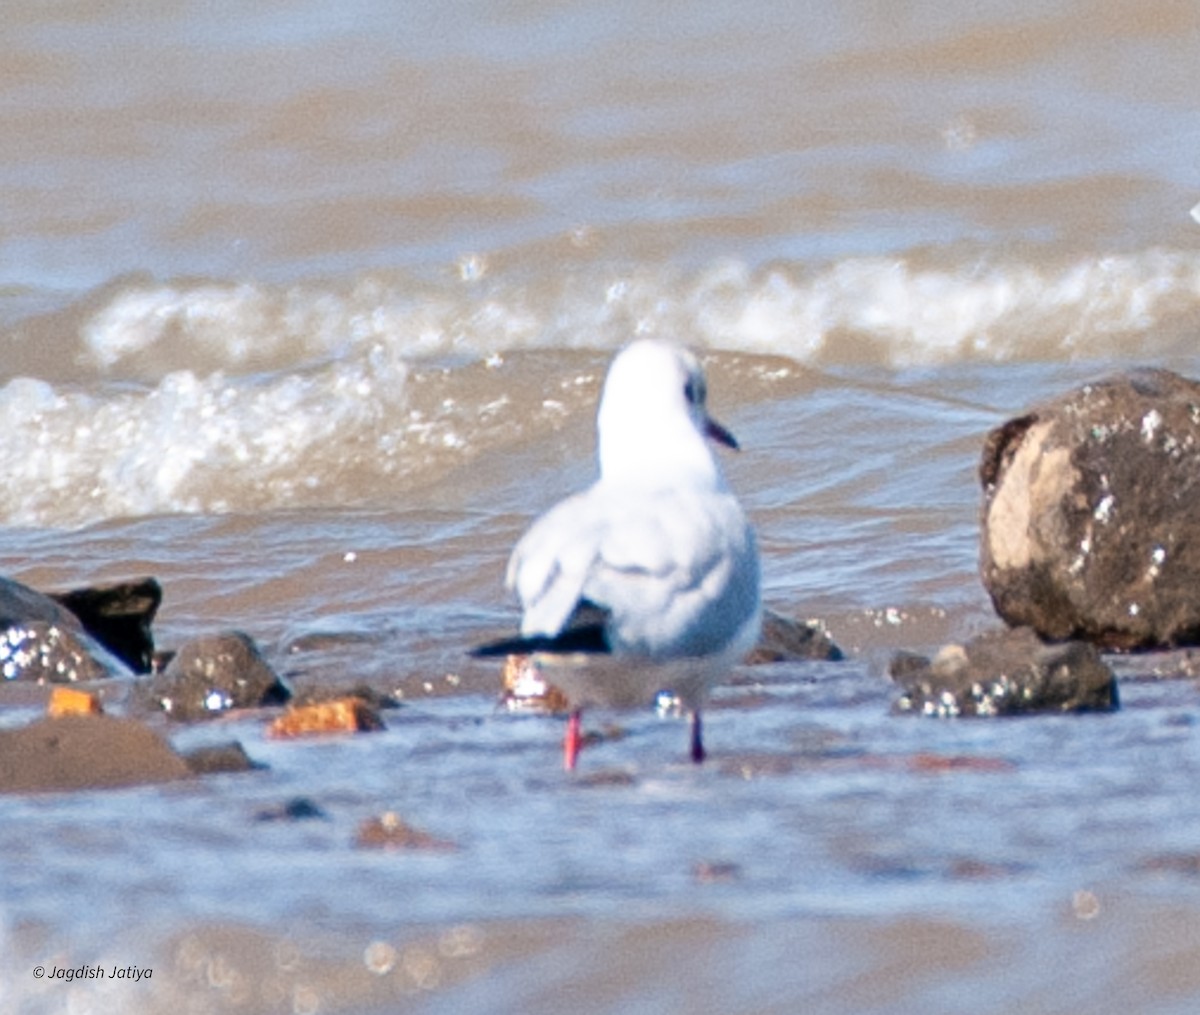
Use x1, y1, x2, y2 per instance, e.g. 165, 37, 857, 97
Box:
473, 339, 761, 769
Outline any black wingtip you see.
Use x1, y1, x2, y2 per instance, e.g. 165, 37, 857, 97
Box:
469, 625, 610, 658
469, 636, 534, 658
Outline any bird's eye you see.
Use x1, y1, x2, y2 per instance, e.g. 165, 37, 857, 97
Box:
683, 376, 705, 405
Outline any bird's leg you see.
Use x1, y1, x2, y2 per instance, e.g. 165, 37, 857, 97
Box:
564, 709, 584, 771
689, 710, 705, 764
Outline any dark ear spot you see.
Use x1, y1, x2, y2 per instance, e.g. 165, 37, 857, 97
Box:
683, 375, 705, 406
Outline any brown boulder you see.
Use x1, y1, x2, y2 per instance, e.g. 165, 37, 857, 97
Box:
0, 715, 190, 793
0, 715, 260, 793
980, 369, 1200, 649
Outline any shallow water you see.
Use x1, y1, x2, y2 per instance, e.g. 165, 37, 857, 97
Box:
5, 0, 1200, 1011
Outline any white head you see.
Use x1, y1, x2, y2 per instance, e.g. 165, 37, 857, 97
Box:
596, 340, 738, 488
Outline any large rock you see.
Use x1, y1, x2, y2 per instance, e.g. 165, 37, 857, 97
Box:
0, 715, 190, 793
980, 369, 1200, 649
890, 627, 1118, 717
0, 715, 259, 793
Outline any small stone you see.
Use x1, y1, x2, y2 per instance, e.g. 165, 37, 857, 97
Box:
744, 609, 844, 664
181, 741, 262, 775
266, 697, 385, 738
354, 812, 456, 851
46, 686, 103, 718
254, 797, 330, 822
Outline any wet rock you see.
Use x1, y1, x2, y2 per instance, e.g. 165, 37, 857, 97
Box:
254, 797, 330, 822
266, 697, 386, 738
0, 715, 191, 793
0, 621, 119, 683
889, 627, 1118, 716
0, 576, 130, 682
46, 686, 103, 717
745, 609, 844, 663
354, 812, 457, 851
180, 741, 262, 776
0, 575, 77, 628
51, 577, 161, 674
138, 631, 291, 721
980, 369, 1200, 649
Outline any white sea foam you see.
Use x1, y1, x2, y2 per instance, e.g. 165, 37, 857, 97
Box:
0, 346, 412, 527
69, 249, 1200, 380
5, 248, 1200, 528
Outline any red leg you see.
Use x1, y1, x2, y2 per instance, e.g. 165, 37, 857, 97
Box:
690, 710, 705, 764
564, 709, 583, 771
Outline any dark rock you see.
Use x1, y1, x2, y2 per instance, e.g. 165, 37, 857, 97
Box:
0, 576, 131, 682
51, 577, 161, 674
137, 631, 291, 721
745, 609, 844, 663
254, 797, 330, 822
180, 741, 262, 775
889, 627, 1119, 716
0, 622, 117, 683
0, 715, 191, 793
744, 611, 840, 667
0, 576, 76, 628
980, 369, 1200, 649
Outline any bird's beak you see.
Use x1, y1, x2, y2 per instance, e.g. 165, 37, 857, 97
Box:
705, 415, 739, 451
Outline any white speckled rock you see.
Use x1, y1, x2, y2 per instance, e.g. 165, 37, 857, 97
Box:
889, 627, 1117, 717
980, 369, 1200, 649
0, 577, 132, 682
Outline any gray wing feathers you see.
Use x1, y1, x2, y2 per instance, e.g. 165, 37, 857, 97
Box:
507, 486, 758, 656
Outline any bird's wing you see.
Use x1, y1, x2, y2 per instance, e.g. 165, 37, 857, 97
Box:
506, 490, 609, 638
508, 485, 758, 658
585, 489, 758, 657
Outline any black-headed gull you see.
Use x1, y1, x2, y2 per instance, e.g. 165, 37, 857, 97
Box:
473, 339, 761, 769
